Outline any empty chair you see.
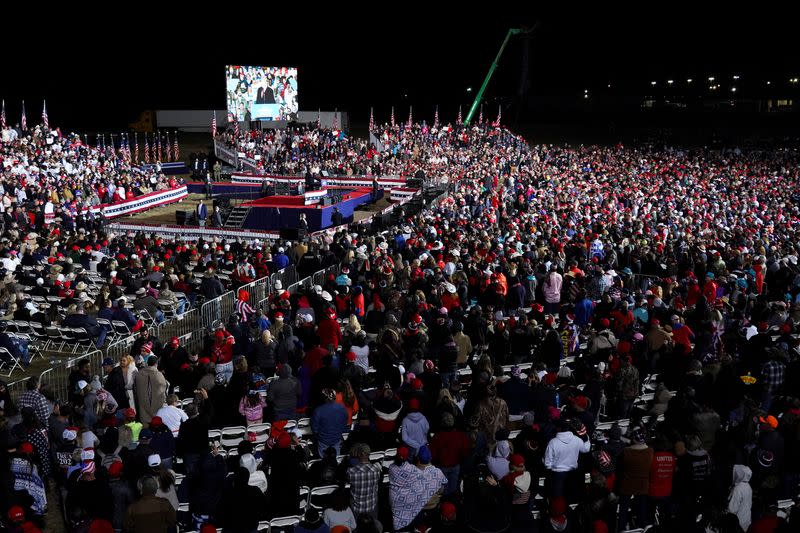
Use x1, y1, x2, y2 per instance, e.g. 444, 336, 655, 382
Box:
268, 516, 301, 533
0, 347, 23, 377
112, 320, 131, 336
308, 484, 338, 510
220, 426, 246, 448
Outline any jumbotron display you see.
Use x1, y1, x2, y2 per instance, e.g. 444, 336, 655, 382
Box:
226, 65, 298, 122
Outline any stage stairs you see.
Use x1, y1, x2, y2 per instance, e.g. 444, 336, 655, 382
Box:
224, 206, 251, 228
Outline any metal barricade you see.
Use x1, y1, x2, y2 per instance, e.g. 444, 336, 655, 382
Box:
6, 376, 30, 403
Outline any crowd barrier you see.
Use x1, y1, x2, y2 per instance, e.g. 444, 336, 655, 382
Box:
8, 261, 338, 403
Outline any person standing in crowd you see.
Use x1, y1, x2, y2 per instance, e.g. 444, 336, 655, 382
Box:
124, 476, 176, 533
311, 388, 349, 458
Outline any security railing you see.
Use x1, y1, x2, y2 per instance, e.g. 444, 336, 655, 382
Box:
8, 263, 335, 403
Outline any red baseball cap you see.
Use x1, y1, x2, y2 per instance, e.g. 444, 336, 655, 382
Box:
440, 502, 457, 520
7, 506, 24, 523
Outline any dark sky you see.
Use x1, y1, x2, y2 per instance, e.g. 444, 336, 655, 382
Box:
2, 6, 794, 130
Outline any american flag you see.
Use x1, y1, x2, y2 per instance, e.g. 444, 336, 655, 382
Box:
144, 133, 150, 163
369, 107, 374, 132
173, 131, 180, 161
20, 100, 27, 131
0, 100, 6, 129
233, 120, 239, 140
457, 105, 462, 124
134, 132, 139, 163
211, 111, 217, 137
41, 100, 48, 130
406, 106, 412, 130
165, 131, 172, 162
332, 110, 339, 131
390, 106, 395, 127
478, 105, 483, 124
157, 132, 163, 161
492, 105, 502, 127
433, 106, 439, 129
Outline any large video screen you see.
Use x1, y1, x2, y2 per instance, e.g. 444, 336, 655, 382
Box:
226, 65, 298, 122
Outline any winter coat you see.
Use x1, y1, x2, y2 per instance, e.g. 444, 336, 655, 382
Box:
544, 431, 591, 472
134, 365, 167, 425
401, 411, 430, 453
728, 464, 752, 530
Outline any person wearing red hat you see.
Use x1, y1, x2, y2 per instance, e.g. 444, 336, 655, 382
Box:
211, 326, 235, 383
317, 305, 343, 350
6, 505, 43, 533
400, 397, 429, 456
500, 453, 532, 526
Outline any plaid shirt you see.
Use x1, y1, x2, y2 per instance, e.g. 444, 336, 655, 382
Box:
347, 461, 382, 514
762, 360, 785, 393
18, 390, 51, 428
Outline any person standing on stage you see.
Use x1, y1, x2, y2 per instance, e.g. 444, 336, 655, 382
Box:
197, 199, 207, 227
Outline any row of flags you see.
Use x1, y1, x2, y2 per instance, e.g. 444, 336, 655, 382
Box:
1, 100, 48, 131
1, 100, 183, 165
370, 104, 502, 130
92, 131, 181, 164
211, 104, 502, 137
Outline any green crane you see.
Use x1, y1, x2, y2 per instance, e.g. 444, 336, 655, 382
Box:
464, 27, 524, 126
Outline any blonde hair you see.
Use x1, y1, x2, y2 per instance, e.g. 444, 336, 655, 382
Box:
261, 330, 273, 344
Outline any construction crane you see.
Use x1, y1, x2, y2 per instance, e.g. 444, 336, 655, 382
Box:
464, 26, 537, 126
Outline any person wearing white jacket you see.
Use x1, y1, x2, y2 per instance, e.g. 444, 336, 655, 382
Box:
544, 419, 591, 497
728, 464, 752, 531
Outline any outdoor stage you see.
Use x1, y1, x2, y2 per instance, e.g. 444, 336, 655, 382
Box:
109, 174, 420, 242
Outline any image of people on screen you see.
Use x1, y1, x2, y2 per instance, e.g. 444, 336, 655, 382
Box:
226, 65, 298, 122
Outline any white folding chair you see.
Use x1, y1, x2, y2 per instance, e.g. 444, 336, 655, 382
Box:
220, 425, 246, 448
248, 422, 271, 443
0, 347, 23, 377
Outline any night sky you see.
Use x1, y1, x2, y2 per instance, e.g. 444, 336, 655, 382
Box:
2, 6, 795, 131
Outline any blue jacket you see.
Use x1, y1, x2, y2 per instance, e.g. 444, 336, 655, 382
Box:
311, 402, 348, 446
273, 253, 289, 270
197, 203, 208, 220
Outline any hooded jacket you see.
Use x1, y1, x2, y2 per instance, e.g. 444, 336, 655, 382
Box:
544, 431, 591, 472
487, 440, 511, 479
400, 411, 430, 453
728, 464, 752, 530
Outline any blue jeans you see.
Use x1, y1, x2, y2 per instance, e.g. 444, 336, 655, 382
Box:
156, 310, 166, 324
318, 441, 341, 459
176, 300, 187, 315
440, 465, 460, 495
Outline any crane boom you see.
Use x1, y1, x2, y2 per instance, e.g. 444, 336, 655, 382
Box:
464, 28, 523, 125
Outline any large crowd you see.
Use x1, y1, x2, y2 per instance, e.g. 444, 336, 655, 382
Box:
0, 124, 183, 233
1, 117, 800, 533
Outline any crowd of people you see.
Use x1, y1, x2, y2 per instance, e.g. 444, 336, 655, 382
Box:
0, 124, 184, 235
2, 116, 800, 533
